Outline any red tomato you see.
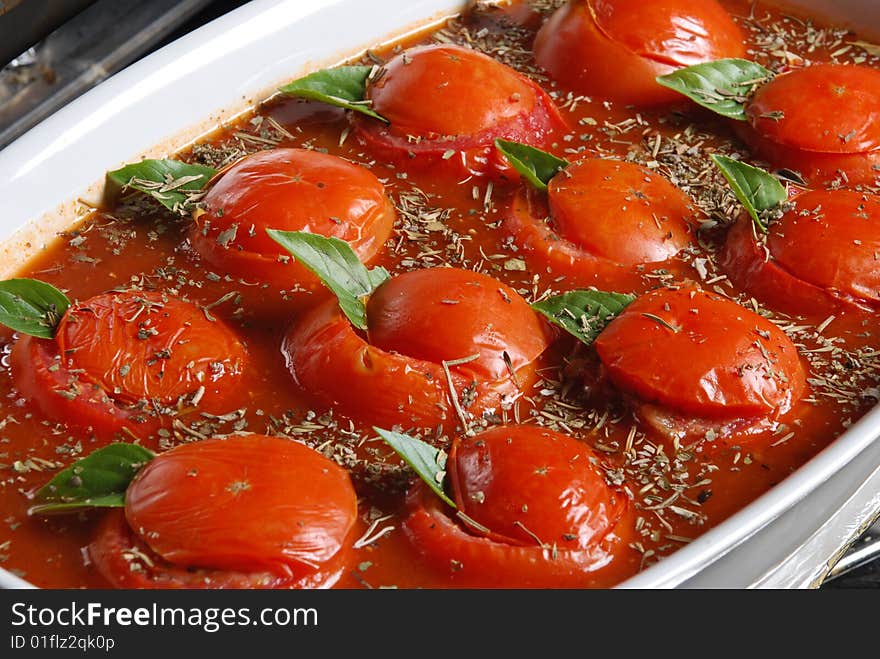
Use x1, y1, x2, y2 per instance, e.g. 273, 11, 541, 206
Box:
402, 425, 633, 587
282, 268, 551, 430
91, 435, 357, 588
534, 0, 745, 106
503, 159, 695, 288
189, 148, 394, 313
739, 64, 880, 185
353, 44, 566, 178
10, 290, 247, 439
593, 287, 806, 439
722, 190, 880, 315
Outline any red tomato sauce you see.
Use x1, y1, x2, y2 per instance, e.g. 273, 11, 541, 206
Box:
1, 0, 879, 589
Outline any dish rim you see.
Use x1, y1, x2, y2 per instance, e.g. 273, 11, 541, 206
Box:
0, 0, 878, 589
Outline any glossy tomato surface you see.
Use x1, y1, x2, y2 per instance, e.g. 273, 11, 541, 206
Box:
283, 268, 551, 429
10, 290, 247, 438
90, 510, 351, 589
450, 425, 627, 549
190, 148, 394, 299
594, 287, 806, 419
547, 159, 695, 264
402, 425, 633, 587
741, 64, 880, 184
355, 44, 566, 177
722, 190, 880, 314
534, 0, 745, 106
119, 435, 357, 581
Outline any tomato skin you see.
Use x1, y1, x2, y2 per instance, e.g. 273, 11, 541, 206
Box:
721, 191, 880, 315
10, 335, 151, 439
547, 159, 695, 264
90, 510, 351, 589
189, 148, 394, 311
122, 435, 356, 579
401, 425, 633, 588
593, 287, 806, 420
449, 426, 627, 550
740, 65, 880, 185
354, 44, 566, 178
282, 268, 550, 430
503, 159, 694, 288
534, 0, 745, 106
366, 268, 550, 381
10, 290, 247, 439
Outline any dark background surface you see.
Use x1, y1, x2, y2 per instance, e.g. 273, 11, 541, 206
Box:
0, 0, 877, 589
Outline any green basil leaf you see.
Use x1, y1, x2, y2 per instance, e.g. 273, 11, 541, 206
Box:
494, 139, 569, 191
279, 65, 388, 122
374, 427, 456, 509
267, 230, 390, 330
29, 443, 155, 515
106, 159, 217, 213
656, 58, 773, 121
532, 290, 635, 346
0, 278, 70, 339
711, 155, 786, 233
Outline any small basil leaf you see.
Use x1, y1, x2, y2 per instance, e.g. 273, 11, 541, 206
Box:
267, 230, 390, 330
532, 290, 635, 346
374, 427, 456, 509
106, 159, 217, 213
279, 66, 388, 122
656, 59, 773, 121
494, 139, 569, 191
29, 443, 155, 516
0, 279, 70, 339
711, 155, 786, 233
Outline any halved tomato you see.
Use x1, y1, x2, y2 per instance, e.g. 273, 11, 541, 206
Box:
402, 425, 633, 587
189, 148, 394, 315
90, 435, 357, 589
739, 64, 880, 185
534, 0, 745, 106
353, 44, 566, 178
503, 159, 695, 288
592, 286, 806, 444
10, 290, 247, 439
281, 268, 552, 430
721, 189, 880, 315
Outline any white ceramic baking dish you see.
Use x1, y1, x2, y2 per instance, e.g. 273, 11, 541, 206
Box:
1, 0, 879, 589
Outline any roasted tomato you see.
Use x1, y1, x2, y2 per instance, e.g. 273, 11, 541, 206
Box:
721, 190, 880, 315
281, 267, 551, 430
403, 425, 633, 587
738, 64, 880, 185
534, 0, 745, 106
189, 148, 395, 313
89, 435, 357, 589
504, 158, 696, 288
592, 286, 806, 445
10, 290, 247, 440
353, 44, 566, 178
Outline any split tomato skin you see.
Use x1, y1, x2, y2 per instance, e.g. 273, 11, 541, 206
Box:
534, 0, 745, 106
721, 190, 880, 315
402, 425, 633, 588
282, 268, 551, 430
593, 286, 806, 424
189, 148, 394, 312
91, 435, 358, 588
10, 290, 247, 439
354, 44, 566, 178
740, 64, 880, 185
503, 159, 695, 288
